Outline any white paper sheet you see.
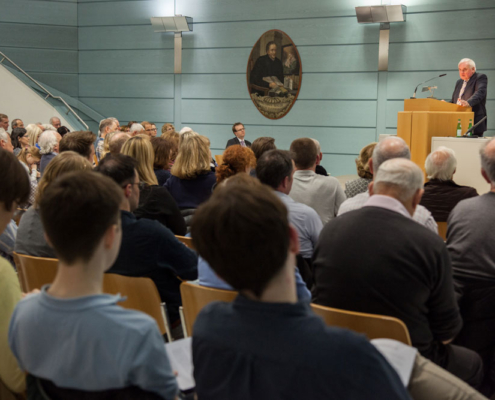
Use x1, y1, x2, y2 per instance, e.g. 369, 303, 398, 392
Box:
165, 337, 195, 391
371, 338, 417, 386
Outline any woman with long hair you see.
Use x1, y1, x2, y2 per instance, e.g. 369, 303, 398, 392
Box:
15, 151, 93, 258
162, 130, 179, 167
26, 124, 43, 147
150, 137, 172, 186
165, 134, 216, 209
11, 128, 29, 156
17, 146, 41, 206
121, 136, 186, 235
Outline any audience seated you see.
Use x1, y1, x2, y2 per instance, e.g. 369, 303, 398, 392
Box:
121, 136, 186, 236
215, 145, 256, 185
109, 131, 130, 155
151, 137, 172, 186
15, 152, 93, 258
9, 170, 179, 399
0, 149, 30, 396
313, 158, 483, 388
344, 142, 376, 198
59, 130, 96, 162
257, 149, 322, 270
447, 138, 495, 395
142, 121, 158, 137
96, 154, 198, 325
190, 180, 410, 400
197, 173, 311, 301
312, 138, 329, 176
96, 118, 119, 160
289, 138, 345, 224
26, 124, 42, 147
421, 146, 478, 222
338, 136, 438, 233
161, 123, 175, 135
38, 130, 61, 175
10, 128, 28, 156
17, 146, 41, 206
165, 134, 216, 209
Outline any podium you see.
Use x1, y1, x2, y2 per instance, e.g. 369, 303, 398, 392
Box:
397, 99, 474, 173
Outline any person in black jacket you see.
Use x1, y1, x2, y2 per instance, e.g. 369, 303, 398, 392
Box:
226, 122, 251, 148
450, 58, 487, 136
249, 41, 284, 96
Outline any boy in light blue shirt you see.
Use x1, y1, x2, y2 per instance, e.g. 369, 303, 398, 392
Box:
9, 170, 179, 399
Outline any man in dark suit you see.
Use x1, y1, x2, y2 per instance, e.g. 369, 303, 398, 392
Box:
450, 58, 487, 136
226, 122, 251, 148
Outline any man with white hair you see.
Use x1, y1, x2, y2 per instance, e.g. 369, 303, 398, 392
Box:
447, 138, 495, 393
313, 158, 483, 388
49, 117, 61, 130
420, 147, 478, 221
338, 136, 437, 232
129, 123, 145, 137
39, 130, 62, 175
312, 138, 328, 176
0, 129, 13, 152
450, 58, 487, 136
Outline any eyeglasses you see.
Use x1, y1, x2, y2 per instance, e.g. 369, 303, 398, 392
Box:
235, 128, 245, 132
146, 128, 157, 132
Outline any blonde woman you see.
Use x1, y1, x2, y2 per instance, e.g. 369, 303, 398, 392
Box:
161, 123, 175, 135
165, 134, 216, 209
100, 131, 117, 160
344, 142, 377, 198
17, 146, 41, 206
121, 136, 186, 235
15, 151, 92, 258
26, 124, 43, 147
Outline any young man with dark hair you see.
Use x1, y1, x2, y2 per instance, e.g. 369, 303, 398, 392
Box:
289, 138, 345, 224
8, 171, 179, 399
0, 149, 30, 396
96, 154, 198, 326
250, 136, 276, 160
190, 183, 410, 400
59, 130, 96, 161
226, 122, 251, 148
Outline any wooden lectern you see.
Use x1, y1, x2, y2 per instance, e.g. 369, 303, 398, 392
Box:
397, 99, 474, 173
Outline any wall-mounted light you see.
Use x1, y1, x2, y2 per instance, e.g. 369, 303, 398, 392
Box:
150, 15, 193, 73
355, 5, 406, 71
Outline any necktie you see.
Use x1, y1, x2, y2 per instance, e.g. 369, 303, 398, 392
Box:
240, 140, 246, 147
457, 81, 468, 105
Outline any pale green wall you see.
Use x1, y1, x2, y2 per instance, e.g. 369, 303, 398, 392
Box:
2, 0, 494, 175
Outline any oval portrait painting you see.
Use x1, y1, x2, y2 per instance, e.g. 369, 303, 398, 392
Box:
247, 30, 302, 120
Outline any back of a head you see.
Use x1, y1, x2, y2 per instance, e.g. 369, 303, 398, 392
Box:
59, 131, 96, 159
35, 151, 93, 205
171, 134, 211, 179
38, 131, 58, 155
256, 149, 293, 189
109, 132, 130, 155
356, 142, 377, 179
39, 171, 123, 265
26, 124, 43, 146
96, 153, 137, 187
0, 149, 30, 211
251, 137, 276, 160
480, 138, 495, 184
216, 145, 256, 185
178, 130, 199, 149
374, 158, 424, 203
129, 123, 144, 135
191, 183, 290, 298
151, 137, 171, 169
121, 136, 158, 185
372, 136, 410, 173
425, 146, 457, 181
290, 138, 317, 170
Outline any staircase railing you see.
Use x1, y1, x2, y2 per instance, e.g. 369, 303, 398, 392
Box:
0, 51, 88, 130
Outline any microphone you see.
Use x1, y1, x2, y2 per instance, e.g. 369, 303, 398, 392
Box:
462, 116, 487, 138
411, 74, 447, 99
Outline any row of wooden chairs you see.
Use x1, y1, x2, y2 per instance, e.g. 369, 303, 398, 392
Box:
13, 251, 411, 346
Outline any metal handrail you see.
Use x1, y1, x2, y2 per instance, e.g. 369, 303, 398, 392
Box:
0, 51, 88, 130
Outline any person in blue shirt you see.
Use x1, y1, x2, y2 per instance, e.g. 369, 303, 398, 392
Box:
9, 170, 179, 399
190, 179, 410, 400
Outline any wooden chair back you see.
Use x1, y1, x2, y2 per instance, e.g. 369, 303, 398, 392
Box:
214, 154, 223, 166
103, 274, 167, 336
12, 253, 167, 336
180, 281, 237, 336
175, 235, 194, 250
13, 252, 58, 292
311, 303, 412, 345
437, 221, 447, 241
